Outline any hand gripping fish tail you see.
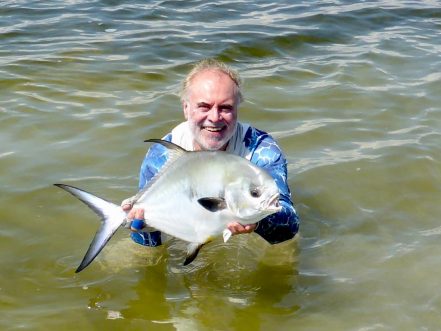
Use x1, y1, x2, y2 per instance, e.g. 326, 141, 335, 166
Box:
54, 183, 127, 273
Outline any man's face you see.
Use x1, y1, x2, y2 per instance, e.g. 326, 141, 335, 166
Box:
183, 70, 239, 151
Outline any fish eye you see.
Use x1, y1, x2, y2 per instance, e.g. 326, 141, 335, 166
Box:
250, 187, 261, 198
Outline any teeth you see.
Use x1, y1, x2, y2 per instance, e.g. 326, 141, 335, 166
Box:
205, 127, 223, 132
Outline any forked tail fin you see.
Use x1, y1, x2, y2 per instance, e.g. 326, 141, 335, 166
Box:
54, 184, 126, 272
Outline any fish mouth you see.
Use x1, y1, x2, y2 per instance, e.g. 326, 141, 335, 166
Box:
266, 193, 282, 212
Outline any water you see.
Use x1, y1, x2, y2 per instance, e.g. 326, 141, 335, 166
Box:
1, 0, 440, 330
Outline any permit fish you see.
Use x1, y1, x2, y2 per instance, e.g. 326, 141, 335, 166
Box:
55, 139, 281, 272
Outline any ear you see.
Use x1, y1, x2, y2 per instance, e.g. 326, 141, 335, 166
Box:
183, 100, 189, 120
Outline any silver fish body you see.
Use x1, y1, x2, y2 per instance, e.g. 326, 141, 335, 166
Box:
55, 139, 281, 272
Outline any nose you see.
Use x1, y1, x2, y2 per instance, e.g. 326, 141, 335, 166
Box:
207, 107, 222, 122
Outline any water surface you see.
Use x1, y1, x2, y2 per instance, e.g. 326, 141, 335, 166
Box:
1, 1, 440, 330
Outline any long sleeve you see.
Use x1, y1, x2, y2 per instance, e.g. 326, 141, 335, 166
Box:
246, 129, 300, 244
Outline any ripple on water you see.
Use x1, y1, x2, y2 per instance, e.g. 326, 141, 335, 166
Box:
1, 1, 441, 330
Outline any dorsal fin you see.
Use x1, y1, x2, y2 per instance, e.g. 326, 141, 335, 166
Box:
128, 139, 188, 205
144, 139, 187, 162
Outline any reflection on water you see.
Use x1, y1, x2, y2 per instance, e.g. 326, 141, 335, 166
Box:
112, 236, 300, 330
72, 235, 299, 329
1, 0, 441, 330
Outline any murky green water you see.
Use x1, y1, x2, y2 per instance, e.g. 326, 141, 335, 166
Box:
1, 1, 440, 330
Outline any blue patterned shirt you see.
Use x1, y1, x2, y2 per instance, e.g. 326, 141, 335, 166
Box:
131, 123, 299, 246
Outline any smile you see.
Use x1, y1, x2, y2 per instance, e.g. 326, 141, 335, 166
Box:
203, 126, 224, 132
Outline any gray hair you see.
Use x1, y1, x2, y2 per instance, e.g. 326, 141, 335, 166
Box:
180, 59, 243, 103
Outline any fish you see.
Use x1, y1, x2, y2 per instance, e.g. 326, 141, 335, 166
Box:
55, 139, 282, 272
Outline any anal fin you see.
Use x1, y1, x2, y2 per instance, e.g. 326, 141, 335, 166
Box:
183, 242, 204, 266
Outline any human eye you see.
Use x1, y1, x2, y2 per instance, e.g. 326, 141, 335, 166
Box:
197, 102, 211, 112
220, 105, 234, 113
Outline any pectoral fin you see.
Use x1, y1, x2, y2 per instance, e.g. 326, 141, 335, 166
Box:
198, 197, 227, 212
183, 242, 205, 266
222, 229, 232, 243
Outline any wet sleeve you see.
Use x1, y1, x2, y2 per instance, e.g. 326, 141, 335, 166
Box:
251, 138, 300, 244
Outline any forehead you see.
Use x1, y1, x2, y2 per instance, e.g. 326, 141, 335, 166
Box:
188, 70, 238, 102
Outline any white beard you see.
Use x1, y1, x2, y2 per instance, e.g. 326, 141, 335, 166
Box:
188, 122, 236, 151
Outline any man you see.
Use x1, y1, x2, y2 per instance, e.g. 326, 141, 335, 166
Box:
123, 59, 299, 247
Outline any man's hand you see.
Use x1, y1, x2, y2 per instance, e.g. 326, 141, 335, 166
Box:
121, 200, 145, 232
227, 222, 257, 235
